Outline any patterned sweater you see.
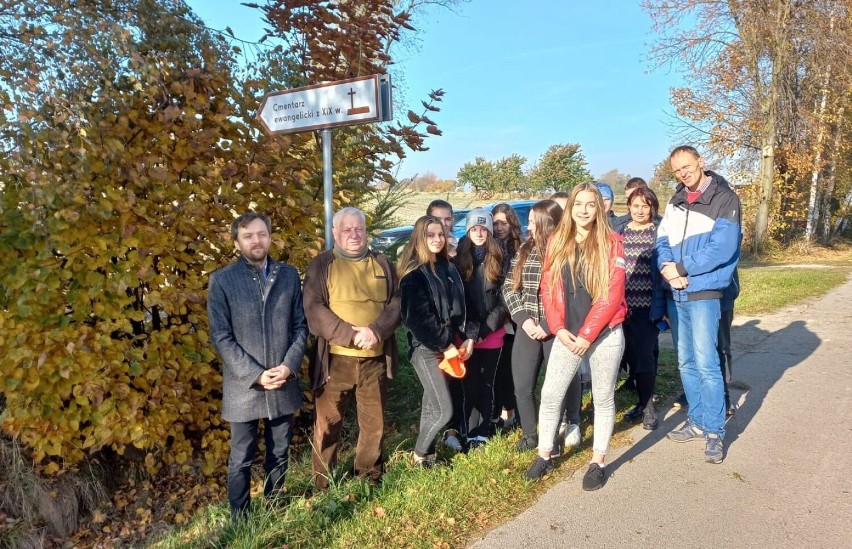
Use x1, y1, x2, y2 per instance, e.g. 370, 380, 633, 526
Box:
623, 225, 657, 310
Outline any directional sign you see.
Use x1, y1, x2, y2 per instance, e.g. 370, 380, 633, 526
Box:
256, 74, 392, 135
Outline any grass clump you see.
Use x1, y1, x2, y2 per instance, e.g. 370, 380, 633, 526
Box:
737, 267, 848, 316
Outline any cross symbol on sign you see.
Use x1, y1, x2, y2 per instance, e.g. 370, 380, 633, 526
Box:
346, 87, 370, 116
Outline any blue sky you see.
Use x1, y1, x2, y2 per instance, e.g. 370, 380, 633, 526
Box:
185, 0, 683, 182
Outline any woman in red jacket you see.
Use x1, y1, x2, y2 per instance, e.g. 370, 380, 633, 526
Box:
524, 183, 627, 491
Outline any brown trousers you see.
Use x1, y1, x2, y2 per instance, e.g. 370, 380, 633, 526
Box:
312, 354, 387, 489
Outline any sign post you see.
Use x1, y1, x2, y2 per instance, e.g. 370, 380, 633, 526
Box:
257, 74, 393, 249
322, 129, 333, 248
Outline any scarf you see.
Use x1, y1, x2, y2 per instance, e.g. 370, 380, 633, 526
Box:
333, 245, 369, 261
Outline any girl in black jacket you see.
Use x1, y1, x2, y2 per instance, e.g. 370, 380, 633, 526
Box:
454, 209, 510, 448
399, 215, 473, 467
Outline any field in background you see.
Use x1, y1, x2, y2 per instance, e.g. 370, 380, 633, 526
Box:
373, 189, 643, 228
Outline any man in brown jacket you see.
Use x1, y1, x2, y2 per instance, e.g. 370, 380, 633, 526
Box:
303, 207, 401, 489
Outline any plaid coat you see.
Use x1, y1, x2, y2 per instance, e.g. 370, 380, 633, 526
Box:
502, 245, 547, 329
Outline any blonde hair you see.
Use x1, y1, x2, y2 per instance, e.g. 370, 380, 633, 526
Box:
397, 216, 447, 279
545, 182, 613, 302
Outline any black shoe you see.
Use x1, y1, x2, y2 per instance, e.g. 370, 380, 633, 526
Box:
672, 393, 688, 409
624, 405, 643, 423
582, 463, 606, 491
642, 405, 658, 430
727, 401, 738, 417
524, 456, 554, 480
516, 434, 538, 451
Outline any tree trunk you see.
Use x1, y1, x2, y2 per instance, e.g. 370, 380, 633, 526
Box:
805, 70, 831, 240
806, 11, 836, 241
821, 107, 845, 243
832, 183, 852, 236
748, 0, 792, 255
753, 139, 775, 253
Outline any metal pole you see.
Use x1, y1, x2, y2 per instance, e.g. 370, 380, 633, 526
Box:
322, 129, 333, 250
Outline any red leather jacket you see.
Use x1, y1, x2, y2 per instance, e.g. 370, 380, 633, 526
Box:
540, 233, 627, 343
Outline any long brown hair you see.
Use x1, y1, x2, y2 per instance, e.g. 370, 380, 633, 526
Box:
397, 216, 447, 279
545, 182, 613, 302
511, 200, 562, 291
492, 203, 522, 259
456, 230, 504, 283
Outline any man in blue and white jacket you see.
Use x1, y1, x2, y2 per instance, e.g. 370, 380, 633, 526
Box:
656, 145, 741, 464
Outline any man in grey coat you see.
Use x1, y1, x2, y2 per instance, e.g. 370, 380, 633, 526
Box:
207, 212, 308, 520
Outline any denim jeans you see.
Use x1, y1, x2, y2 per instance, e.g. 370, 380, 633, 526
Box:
411, 346, 455, 456
668, 298, 726, 437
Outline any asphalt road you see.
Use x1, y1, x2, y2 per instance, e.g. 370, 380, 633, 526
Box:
472, 275, 852, 549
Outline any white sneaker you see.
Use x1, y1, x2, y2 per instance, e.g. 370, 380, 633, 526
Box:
444, 430, 463, 452
564, 423, 581, 447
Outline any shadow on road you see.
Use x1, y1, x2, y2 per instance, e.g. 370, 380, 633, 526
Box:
605, 318, 820, 473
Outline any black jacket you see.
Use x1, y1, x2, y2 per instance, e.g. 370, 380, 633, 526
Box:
455, 244, 510, 341
399, 258, 466, 355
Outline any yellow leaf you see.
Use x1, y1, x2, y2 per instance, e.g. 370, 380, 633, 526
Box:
43, 462, 61, 475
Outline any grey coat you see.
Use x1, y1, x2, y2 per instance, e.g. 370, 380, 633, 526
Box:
207, 255, 308, 423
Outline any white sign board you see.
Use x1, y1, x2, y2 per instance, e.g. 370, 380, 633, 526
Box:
257, 75, 388, 135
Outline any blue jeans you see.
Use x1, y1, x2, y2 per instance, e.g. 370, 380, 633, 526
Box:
668, 298, 726, 438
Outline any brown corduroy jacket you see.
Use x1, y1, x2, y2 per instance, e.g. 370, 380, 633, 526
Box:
302, 249, 401, 390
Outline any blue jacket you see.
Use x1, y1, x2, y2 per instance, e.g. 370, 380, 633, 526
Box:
656, 171, 741, 302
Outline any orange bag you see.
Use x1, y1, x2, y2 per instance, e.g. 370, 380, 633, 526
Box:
439, 346, 467, 378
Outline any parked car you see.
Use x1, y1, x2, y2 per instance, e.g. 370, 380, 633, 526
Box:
371, 225, 413, 260
452, 208, 471, 224
451, 200, 538, 240
372, 207, 474, 261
